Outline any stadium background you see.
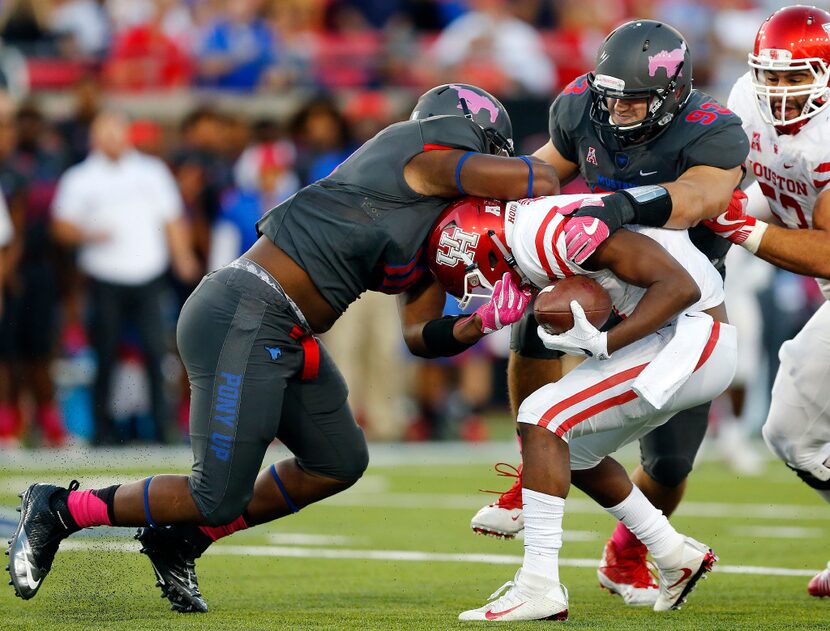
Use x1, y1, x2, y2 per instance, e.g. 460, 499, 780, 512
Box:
0, 1, 827, 629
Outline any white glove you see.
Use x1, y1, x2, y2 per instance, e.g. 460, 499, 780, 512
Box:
536, 300, 610, 360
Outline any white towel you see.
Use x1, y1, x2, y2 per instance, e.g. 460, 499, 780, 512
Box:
632, 312, 714, 410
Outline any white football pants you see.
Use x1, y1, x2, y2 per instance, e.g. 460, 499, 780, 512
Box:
517, 320, 737, 470
762, 301, 830, 482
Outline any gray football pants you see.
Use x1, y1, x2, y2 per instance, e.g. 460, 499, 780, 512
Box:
176, 264, 368, 526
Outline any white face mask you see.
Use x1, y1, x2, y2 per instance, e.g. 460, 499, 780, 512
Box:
749, 51, 830, 127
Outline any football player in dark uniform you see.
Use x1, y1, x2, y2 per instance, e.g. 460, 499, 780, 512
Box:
470, 20, 749, 606
6, 84, 557, 612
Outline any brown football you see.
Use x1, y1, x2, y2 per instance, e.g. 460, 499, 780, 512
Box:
533, 276, 612, 334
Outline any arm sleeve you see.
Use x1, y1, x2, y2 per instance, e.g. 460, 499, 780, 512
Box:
548, 95, 578, 163
682, 119, 750, 170
418, 116, 488, 153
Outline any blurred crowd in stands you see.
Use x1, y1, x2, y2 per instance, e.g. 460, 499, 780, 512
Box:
0, 0, 822, 454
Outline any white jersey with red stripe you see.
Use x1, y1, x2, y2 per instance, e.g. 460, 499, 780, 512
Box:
504, 194, 725, 316
728, 71, 830, 300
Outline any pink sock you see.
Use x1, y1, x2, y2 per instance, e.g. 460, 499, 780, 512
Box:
611, 521, 644, 551
67, 490, 112, 528
199, 515, 248, 542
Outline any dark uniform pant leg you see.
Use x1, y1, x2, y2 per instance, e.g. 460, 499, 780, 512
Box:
178, 270, 302, 526
278, 341, 369, 482
131, 276, 170, 443
89, 279, 125, 443
638, 401, 710, 487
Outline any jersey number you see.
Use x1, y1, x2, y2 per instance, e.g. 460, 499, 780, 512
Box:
685, 102, 731, 126
757, 181, 809, 229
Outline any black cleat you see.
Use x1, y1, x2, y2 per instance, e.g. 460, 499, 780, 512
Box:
6, 481, 80, 600
136, 525, 209, 613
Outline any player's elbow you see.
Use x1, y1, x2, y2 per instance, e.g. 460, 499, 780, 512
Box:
403, 326, 432, 358
678, 279, 701, 310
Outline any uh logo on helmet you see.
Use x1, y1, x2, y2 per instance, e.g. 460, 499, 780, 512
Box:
427, 197, 523, 309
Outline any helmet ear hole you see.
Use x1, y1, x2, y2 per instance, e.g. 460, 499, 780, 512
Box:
488, 250, 498, 271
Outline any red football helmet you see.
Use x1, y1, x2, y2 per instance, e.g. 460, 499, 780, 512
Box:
749, 5, 830, 132
427, 197, 523, 309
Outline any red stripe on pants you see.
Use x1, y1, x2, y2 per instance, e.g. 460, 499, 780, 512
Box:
554, 389, 638, 438
538, 362, 648, 429
694, 320, 721, 372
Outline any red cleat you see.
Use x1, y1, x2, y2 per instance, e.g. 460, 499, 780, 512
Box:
597, 539, 659, 606
808, 562, 830, 597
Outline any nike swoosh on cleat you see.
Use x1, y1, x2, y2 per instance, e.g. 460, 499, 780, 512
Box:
484, 603, 525, 619
667, 567, 693, 590
511, 515, 521, 521
639, 170, 658, 176
21, 540, 41, 590
583, 218, 600, 236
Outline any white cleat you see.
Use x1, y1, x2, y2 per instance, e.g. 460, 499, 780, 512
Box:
471, 463, 524, 539
458, 569, 568, 622
653, 536, 718, 612
470, 504, 524, 539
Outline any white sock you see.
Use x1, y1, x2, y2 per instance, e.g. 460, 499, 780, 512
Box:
605, 485, 683, 560
522, 488, 564, 586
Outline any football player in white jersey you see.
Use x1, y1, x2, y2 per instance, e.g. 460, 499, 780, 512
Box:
703, 4, 830, 598
427, 194, 737, 621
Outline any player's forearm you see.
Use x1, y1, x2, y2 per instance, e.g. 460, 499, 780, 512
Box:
754, 225, 830, 279
404, 316, 483, 358
405, 151, 560, 199
606, 280, 700, 354
662, 178, 736, 228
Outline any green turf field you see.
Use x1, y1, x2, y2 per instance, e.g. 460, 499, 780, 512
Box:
0, 444, 827, 630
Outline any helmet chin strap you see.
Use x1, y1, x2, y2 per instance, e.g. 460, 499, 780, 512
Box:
488, 230, 529, 285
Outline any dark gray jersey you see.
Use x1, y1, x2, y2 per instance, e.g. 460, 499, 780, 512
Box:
256, 116, 488, 314
550, 75, 749, 267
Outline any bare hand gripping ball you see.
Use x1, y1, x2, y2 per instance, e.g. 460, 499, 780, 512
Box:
533, 276, 612, 334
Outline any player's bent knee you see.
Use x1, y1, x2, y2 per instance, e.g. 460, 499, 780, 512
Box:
299, 432, 369, 482
199, 491, 252, 527
643, 455, 693, 488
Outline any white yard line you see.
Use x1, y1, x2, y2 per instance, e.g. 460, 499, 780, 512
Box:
1, 488, 827, 522
58, 540, 820, 577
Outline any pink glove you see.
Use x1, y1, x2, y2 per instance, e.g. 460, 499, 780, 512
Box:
471, 272, 530, 334
702, 189, 757, 244
562, 199, 612, 265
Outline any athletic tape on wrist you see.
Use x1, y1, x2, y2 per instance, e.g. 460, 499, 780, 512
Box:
455, 151, 475, 195
618, 185, 673, 227
518, 155, 534, 198
740, 220, 768, 254
422, 315, 476, 357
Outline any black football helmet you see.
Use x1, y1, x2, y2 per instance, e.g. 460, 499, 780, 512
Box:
588, 20, 693, 147
410, 83, 514, 156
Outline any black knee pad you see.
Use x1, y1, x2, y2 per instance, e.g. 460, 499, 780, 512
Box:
641, 455, 694, 488
788, 464, 830, 490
